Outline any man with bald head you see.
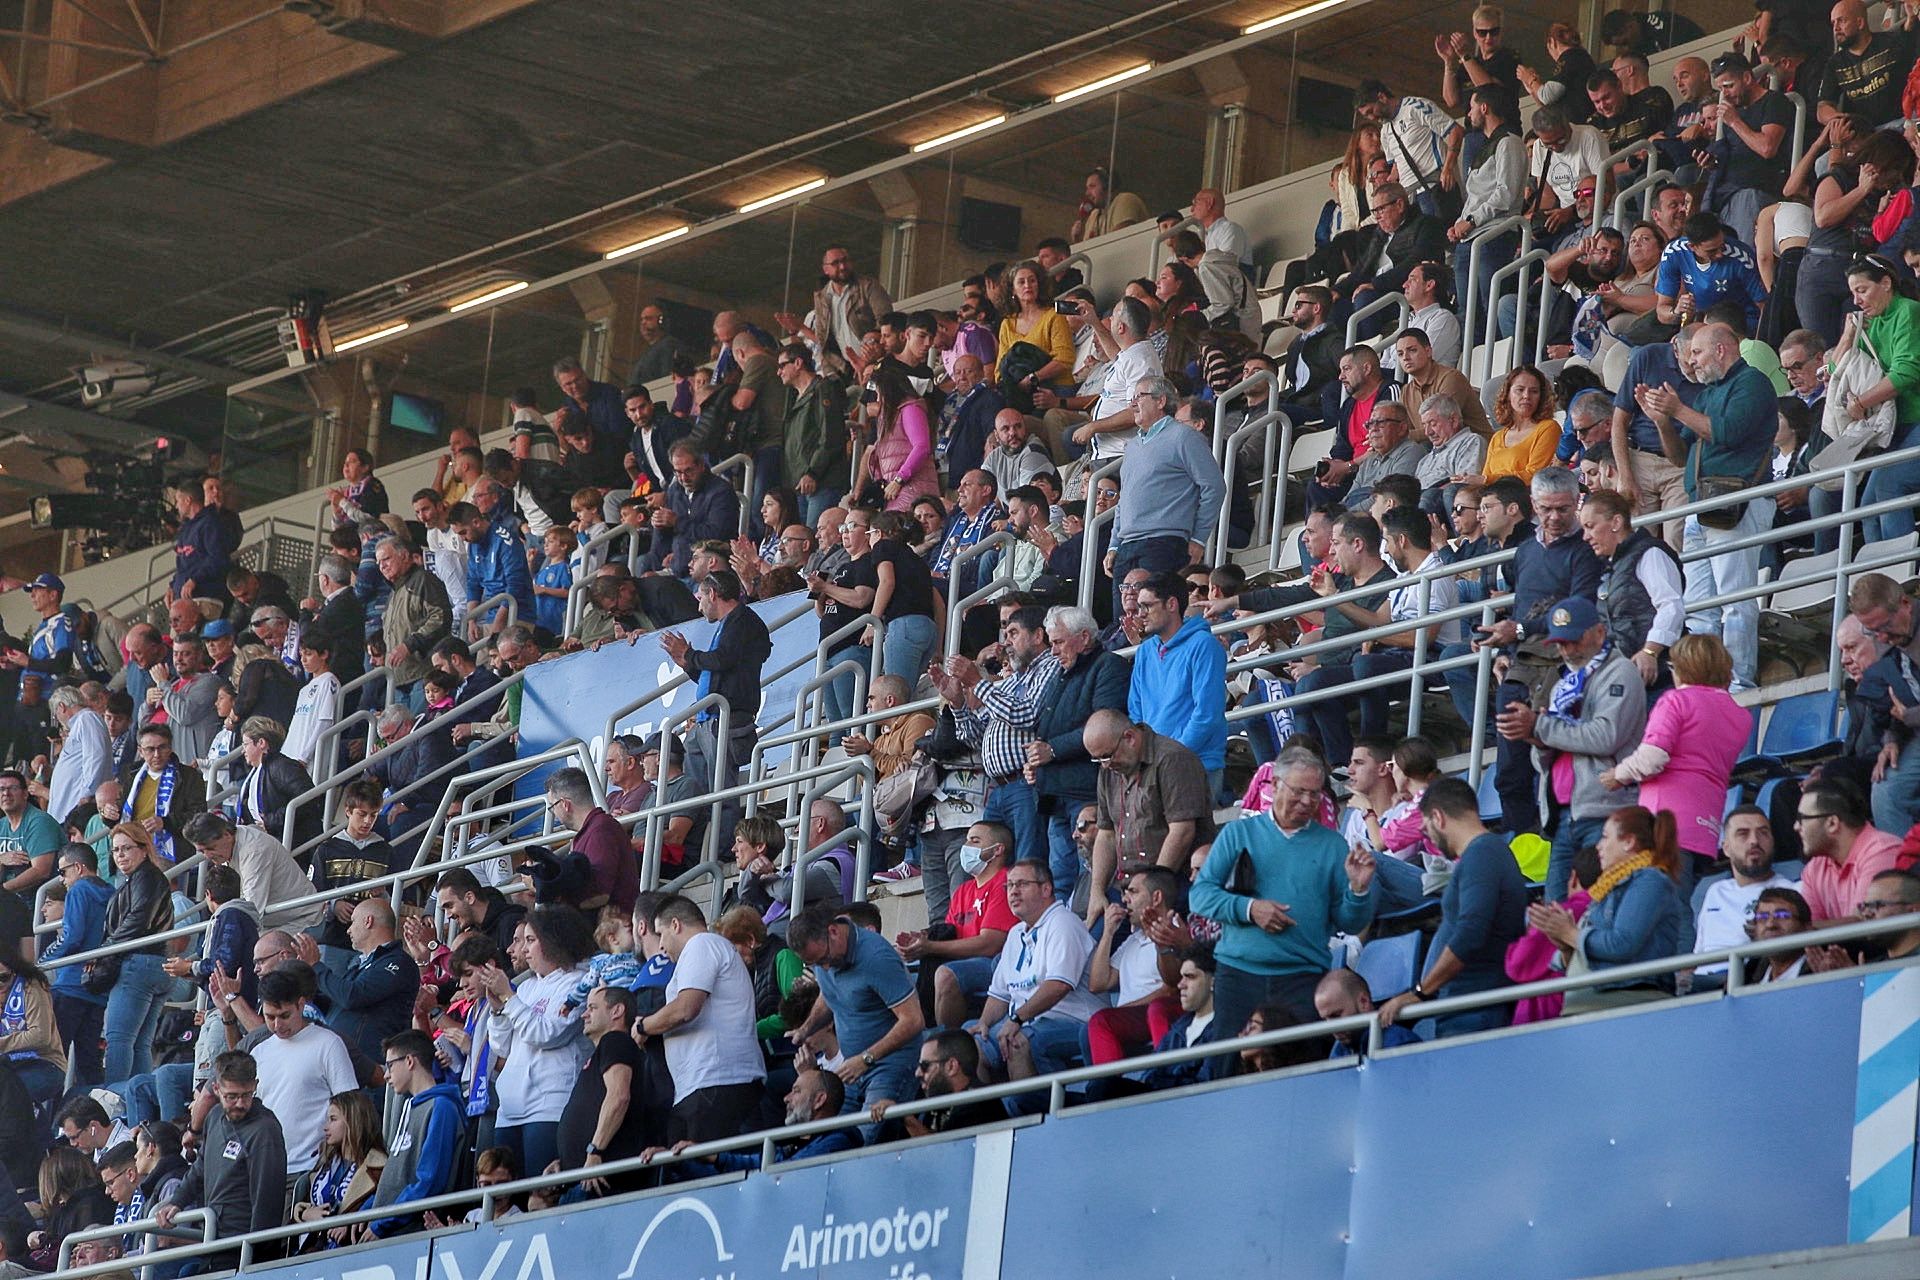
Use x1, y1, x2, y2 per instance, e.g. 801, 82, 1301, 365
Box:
1635, 321, 1776, 691
1818, 0, 1909, 127
985, 409, 1054, 497
939, 351, 1004, 489
1190, 187, 1252, 281
314, 896, 420, 1065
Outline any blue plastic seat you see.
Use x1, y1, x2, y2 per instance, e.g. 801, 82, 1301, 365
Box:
1475, 768, 1500, 822
1723, 785, 1744, 821
1755, 690, 1843, 760
1350, 932, 1424, 1002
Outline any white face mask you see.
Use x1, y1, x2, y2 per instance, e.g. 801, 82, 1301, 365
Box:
959, 845, 988, 876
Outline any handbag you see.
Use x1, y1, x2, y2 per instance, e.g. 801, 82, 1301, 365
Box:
874, 752, 939, 834
81, 953, 122, 996
1813, 327, 1900, 490
1693, 473, 1754, 530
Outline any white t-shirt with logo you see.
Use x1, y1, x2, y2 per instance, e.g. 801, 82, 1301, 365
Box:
1090, 341, 1165, 460
662, 931, 766, 1102
988, 903, 1107, 1024
1693, 873, 1799, 975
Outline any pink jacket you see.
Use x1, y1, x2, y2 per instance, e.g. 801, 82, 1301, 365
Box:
1800, 826, 1906, 920
870, 400, 939, 511
1617, 685, 1749, 857
1505, 890, 1591, 1024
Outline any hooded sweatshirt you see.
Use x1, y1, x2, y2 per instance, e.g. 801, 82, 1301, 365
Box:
368, 1080, 464, 1236
164, 1100, 287, 1253
1128, 613, 1228, 770
487, 965, 590, 1126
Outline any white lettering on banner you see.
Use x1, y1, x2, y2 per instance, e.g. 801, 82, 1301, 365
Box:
615, 1197, 736, 1278
780, 1207, 951, 1271
438, 1235, 555, 1280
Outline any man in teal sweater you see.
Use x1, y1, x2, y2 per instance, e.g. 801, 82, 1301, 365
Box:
1191, 755, 1377, 1044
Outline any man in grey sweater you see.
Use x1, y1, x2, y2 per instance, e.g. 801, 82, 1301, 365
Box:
1495, 596, 1646, 901
156, 1050, 288, 1266
1102, 375, 1225, 618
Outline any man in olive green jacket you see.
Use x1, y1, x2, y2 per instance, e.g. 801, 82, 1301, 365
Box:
779, 344, 850, 524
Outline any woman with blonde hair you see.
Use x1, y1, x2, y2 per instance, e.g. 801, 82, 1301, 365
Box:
1600, 634, 1750, 879
1526, 804, 1684, 1010
99, 821, 174, 1083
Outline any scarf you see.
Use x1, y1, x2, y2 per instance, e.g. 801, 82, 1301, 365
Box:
1546, 642, 1611, 723
1586, 849, 1655, 903
136, 762, 178, 863
463, 999, 494, 1117
2, 975, 25, 1038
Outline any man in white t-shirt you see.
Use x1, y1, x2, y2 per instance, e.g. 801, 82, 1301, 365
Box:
284, 632, 339, 770
1084, 866, 1182, 1064
1058, 295, 1164, 463
1527, 105, 1609, 232
246, 966, 359, 1175
966, 859, 1106, 1083
639, 894, 767, 1143
1693, 806, 1799, 983
1355, 80, 1463, 217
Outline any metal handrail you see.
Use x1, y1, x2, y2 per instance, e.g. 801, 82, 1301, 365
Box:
1047, 250, 1094, 293
1150, 214, 1204, 276
943, 530, 1018, 652
1591, 137, 1658, 226
1459, 214, 1531, 373
1342, 290, 1411, 348
1476, 246, 1548, 382
60, 1207, 214, 1279
709, 451, 757, 539
561, 521, 644, 637
1211, 407, 1290, 561
1077, 457, 1122, 613
595, 599, 814, 754
468, 589, 520, 633
73, 931, 1920, 1279
1785, 90, 1808, 172
636, 692, 731, 887
1210, 370, 1278, 465
1611, 166, 1673, 230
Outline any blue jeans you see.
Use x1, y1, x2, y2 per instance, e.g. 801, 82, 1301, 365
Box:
1872, 736, 1920, 836
496, 1121, 558, 1182
1546, 814, 1608, 902
53, 991, 105, 1087
1454, 232, 1518, 342
1861, 422, 1920, 543
748, 445, 785, 537
842, 1052, 919, 1141
1682, 498, 1768, 691
983, 777, 1045, 869
104, 952, 170, 1083
822, 643, 872, 743
1352, 648, 1415, 735
1439, 641, 1483, 730
800, 487, 846, 528
881, 612, 939, 686
1426, 968, 1514, 1040
1295, 663, 1356, 769
1372, 850, 1432, 916
107, 1061, 196, 1127
978, 1015, 1087, 1111
1045, 808, 1081, 907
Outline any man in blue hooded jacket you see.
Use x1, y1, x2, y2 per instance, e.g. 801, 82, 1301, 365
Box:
367, 1030, 464, 1237
1127, 573, 1228, 796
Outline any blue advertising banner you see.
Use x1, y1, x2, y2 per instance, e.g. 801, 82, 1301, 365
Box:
251, 1231, 430, 1280
426, 1133, 985, 1280
516, 589, 818, 793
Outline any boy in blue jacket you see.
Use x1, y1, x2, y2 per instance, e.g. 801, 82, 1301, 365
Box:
367, 1030, 465, 1237
42, 842, 114, 1085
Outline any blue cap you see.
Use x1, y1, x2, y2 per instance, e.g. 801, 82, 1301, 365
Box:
25, 572, 62, 593
1544, 596, 1602, 643
202, 619, 235, 640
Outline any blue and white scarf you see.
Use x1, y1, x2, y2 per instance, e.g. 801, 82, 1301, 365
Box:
463, 1000, 494, 1117
1546, 642, 1612, 723
134, 762, 179, 863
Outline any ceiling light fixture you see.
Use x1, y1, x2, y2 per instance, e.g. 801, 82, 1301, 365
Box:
1242, 0, 1346, 36
448, 281, 529, 313
332, 322, 410, 354
1052, 62, 1153, 103
736, 177, 827, 214
603, 224, 691, 261
911, 114, 1009, 153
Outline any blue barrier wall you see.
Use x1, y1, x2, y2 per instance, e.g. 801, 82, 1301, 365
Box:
260, 972, 1905, 1280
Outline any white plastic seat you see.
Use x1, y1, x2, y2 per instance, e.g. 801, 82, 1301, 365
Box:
1288, 429, 1334, 475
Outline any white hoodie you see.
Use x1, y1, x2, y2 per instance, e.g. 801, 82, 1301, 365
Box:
488, 964, 589, 1126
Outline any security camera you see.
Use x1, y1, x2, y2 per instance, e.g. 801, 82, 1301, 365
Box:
76, 360, 157, 407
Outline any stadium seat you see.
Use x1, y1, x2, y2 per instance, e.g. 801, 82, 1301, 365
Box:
1861, 531, 1920, 583
1476, 767, 1500, 821
1288, 429, 1334, 475
1751, 690, 1843, 763
1724, 784, 1743, 820
1350, 931, 1423, 1002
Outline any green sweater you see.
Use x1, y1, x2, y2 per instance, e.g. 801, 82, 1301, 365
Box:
1863, 294, 1920, 426
1190, 814, 1376, 976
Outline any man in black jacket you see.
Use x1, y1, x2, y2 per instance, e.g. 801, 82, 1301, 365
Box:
302, 554, 365, 687
1338, 181, 1450, 331
1027, 606, 1131, 907
118, 722, 207, 863
156, 1050, 287, 1266
660, 570, 770, 795
1281, 286, 1343, 423
434, 868, 526, 959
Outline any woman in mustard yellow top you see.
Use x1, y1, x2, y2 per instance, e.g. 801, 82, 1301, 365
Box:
997, 260, 1077, 395
1479, 365, 1561, 484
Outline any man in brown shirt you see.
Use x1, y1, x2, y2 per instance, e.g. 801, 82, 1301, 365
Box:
843, 673, 936, 780
1394, 329, 1490, 436
1082, 710, 1217, 917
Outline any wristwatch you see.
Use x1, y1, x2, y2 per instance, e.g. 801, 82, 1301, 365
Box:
585, 1143, 603, 1157
1008, 1013, 1026, 1028
1410, 982, 1432, 1001
860, 1051, 877, 1068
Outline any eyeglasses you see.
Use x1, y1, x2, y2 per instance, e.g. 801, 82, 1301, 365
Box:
1860, 899, 1912, 913
1363, 418, 1394, 429
1475, 25, 1500, 35
382, 1056, 410, 1070
1793, 810, 1835, 824
1005, 878, 1044, 890
1451, 505, 1475, 515
1367, 198, 1404, 214
1074, 818, 1097, 831
1749, 909, 1800, 923
914, 1058, 947, 1074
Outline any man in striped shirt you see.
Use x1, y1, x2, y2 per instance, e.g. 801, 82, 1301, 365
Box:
935, 604, 1060, 872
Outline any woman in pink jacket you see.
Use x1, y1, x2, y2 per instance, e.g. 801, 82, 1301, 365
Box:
856, 365, 938, 512
1599, 634, 1750, 880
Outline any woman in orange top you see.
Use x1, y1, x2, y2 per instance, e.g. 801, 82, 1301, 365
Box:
1478, 365, 1561, 483
996, 260, 1077, 397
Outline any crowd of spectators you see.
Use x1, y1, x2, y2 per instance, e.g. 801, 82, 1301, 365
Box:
5, 2, 1920, 1270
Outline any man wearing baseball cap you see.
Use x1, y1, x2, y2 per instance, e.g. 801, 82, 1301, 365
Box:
202, 618, 238, 681
1493, 596, 1647, 902
1, 573, 73, 697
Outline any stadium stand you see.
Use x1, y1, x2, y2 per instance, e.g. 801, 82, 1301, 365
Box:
8, 3, 1920, 1277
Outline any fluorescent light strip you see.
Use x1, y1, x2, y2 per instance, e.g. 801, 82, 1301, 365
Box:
1052, 62, 1152, 104
1242, 0, 1346, 36
911, 114, 1008, 153
448, 281, 529, 313
602, 224, 690, 261
736, 177, 827, 214
332, 322, 410, 353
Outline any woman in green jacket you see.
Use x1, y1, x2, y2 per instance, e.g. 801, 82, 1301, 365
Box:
1840, 255, 1920, 542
